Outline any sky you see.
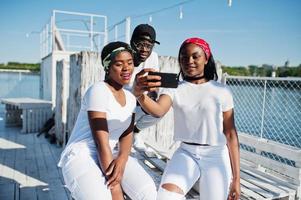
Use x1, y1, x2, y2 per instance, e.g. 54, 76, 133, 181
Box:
0, 0, 300, 67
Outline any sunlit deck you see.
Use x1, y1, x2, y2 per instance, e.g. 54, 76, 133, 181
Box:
0, 115, 70, 200
0, 108, 300, 199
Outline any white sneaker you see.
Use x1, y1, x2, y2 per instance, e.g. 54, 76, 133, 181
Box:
133, 135, 148, 151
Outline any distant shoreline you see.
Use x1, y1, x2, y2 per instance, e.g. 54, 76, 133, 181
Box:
0, 69, 39, 74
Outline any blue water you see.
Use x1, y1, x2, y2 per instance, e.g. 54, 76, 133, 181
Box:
0, 72, 300, 148
0, 71, 40, 112
229, 83, 301, 148
0, 71, 40, 98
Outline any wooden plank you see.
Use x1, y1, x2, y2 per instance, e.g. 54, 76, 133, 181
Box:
240, 183, 265, 200
36, 143, 51, 182
240, 160, 297, 193
14, 148, 26, 187
40, 143, 60, 180
239, 132, 301, 162
0, 150, 5, 183
240, 179, 273, 199
15, 182, 20, 200
20, 187, 37, 200
241, 150, 300, 181
0, 120, 66, 200
0, 98, 52, 109
241, 171, 290, 199
48, 179, 69, 200
36, 186, 52, 200
144, 156, 166, 172
1, 138, 16, 184
0, 183, 15, 200
25, 148, 40, 186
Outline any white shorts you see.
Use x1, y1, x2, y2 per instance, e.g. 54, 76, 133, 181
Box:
159, 143, 232, 200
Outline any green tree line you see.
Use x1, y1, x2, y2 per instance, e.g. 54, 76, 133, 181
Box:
222, 64, 301, 77
0, 62, 40, 72
0, 62, 300, 77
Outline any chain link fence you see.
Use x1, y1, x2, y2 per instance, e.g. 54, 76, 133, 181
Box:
225, 75, 301, 165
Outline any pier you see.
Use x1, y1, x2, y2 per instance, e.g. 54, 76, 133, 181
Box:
1, 9, 300, 200
0, 117, 300, 199
1, 50, 300, 199
0, 117, 70, 200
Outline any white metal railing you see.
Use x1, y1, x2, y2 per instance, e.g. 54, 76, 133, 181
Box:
224, 75, 301, 164
107, 17, 131, 44
40, 10, 108, 59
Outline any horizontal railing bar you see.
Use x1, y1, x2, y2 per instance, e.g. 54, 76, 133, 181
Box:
57, 28, 104, 35
53, 9, 107, 19
226, 75, 301, 81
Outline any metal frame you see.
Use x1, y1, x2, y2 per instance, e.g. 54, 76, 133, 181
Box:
40, 10, 108, 59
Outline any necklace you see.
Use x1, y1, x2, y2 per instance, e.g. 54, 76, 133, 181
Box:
184, 75, 205, 81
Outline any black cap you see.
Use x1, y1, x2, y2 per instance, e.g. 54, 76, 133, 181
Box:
131, 24, 160, 45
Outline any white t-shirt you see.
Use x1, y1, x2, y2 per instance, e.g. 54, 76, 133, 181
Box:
58, 82, 136, 166
124, 51, 159, 91
161, 80, 234, 146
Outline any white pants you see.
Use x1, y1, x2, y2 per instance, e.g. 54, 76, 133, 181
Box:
157, 143, 232, 200
61, 148, 157, 200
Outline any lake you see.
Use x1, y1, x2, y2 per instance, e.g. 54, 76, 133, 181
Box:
0, 71, 300, 148
0, 71, 40, 112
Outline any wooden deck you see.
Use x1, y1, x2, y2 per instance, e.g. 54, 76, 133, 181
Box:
1, 107, 300, 200
0, 113, 70, 200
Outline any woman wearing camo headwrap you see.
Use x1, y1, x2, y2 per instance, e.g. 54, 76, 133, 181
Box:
58, 41, 157, 200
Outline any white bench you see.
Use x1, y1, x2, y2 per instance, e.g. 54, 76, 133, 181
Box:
1, 98, 53, 133
134, 130, 301, 200
238, 132, 301, 200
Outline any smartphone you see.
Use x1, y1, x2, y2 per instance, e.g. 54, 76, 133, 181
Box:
148, 71, 178, 88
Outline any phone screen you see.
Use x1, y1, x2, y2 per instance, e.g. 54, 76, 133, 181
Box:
148, 72, 178, 88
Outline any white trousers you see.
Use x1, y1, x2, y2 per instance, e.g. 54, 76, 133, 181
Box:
61, 148, 157, 200
157, 143, 232, 200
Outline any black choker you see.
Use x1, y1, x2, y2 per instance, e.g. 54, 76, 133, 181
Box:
184, 75, 205, 81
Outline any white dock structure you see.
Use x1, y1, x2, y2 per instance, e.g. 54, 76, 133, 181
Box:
39, 10, 108, 105
1, 98, 52, 133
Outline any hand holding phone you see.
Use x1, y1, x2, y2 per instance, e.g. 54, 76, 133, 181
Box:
148, 72, 178, 88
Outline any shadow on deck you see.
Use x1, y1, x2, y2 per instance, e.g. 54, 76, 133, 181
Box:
0, 113, 71, 200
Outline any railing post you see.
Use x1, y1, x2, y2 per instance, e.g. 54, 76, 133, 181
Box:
114, 25, 118, 42
125, 17, 131, 44
104, 16, 108, 45
260, 80, 267, 139
90, 16, 94, 51
45, 24, 49, 54
39, 31, 43, 58
51, 11, 55, 52
221, 73, 227, 85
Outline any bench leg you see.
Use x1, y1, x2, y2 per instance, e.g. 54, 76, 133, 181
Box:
4, 104, 22, 127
